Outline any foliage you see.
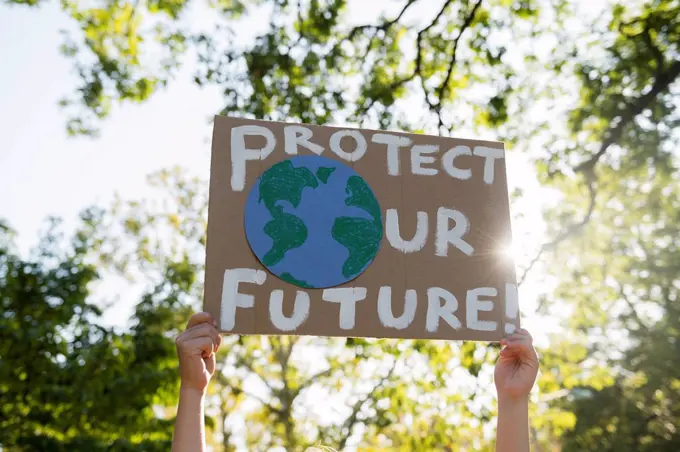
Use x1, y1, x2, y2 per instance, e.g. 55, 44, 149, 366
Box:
536, 166, 680, 450
3, 0, 680, 449
7, 0, 545, 136
525, 0, 680, 449
0, 219, 183, 450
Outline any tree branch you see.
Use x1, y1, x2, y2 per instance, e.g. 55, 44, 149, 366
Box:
292, 0, 305, 47
415, 0, 481, 133
384, 0, 419, 28
520, 58, 680, 284
355, 0, 454, 118
642, 27, 665, 79
414, 0, 455, 78
273, 337, 293, 382
618, 286, 649, 331
411, 0, 456, 125
236, 385, 284, 416
272, 336, 294, 408
437, 0, 483, 107
337, 361, 398, 450
661, 284, 676, 317
270, 336, 300, 448
216, 371, 284, 417
236, 355, 277, 394
292, 366, 334, 399
346, 0, 419, 41
575, 59, 680, 174
518, 170, 597, 286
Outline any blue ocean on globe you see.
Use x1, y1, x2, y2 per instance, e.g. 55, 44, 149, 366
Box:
244, 155, 383, 289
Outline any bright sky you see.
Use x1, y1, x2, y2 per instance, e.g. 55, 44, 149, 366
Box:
0, 2, 221, 246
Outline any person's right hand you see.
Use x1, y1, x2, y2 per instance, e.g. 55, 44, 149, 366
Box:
175, 312, 222, 393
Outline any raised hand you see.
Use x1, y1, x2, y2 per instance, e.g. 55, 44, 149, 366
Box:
175, 312, 222, 393
493, 328, 539, 452
494, 328, 539, 401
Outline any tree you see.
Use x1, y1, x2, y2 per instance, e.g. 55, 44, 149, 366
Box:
525, 0, 680, 448
535, 165, 680, 449
0, 216, 185, 450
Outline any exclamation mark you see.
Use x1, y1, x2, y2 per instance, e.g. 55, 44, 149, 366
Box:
504, 283, 519, 334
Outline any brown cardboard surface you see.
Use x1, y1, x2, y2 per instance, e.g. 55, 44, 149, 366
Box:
204, 115, 520, 341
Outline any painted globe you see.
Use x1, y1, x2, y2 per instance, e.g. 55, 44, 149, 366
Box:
244, 155, 383, 289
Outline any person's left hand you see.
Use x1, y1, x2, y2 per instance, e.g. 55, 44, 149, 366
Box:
494, 328, 539, 401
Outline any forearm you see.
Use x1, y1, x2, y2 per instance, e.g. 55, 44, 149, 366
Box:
172, 387, 206, 452
495, 396, 530, 452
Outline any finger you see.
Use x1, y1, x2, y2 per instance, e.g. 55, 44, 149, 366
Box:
177, 327, 219, 355
499, 346, 527, 362
205, 354, 216, 375
206, 325, 223, 353
500, 335, 526, 346
185, 311, 216, 329
515, 328, 532, 339
183, 337, 216, 356
186, 312, 216, 330
499, 346, 516, 357
180, 324, 221, 349
503, 336, 531, 348
502, 339, 533, 355
203, 327, 222, 353
505, 332, 533, 344
183, 322, 219, 336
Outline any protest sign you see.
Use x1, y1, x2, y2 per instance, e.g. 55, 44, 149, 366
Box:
204, 115, 519, 341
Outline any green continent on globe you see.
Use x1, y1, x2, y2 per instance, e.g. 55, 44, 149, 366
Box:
332, 217, 382, 278
258, 160, 319, 212
280, 272, 312, 288
332, 175, 383, 278
343, 175, 381, 223
258, 160, 319, 266
262, 211, 308, 266
316, 166, 336, 184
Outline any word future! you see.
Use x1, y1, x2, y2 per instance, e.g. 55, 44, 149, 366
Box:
223, 124, 516, 335
223, 268, 519, 335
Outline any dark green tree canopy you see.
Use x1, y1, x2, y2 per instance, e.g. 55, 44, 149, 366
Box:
0, 217, 186, 450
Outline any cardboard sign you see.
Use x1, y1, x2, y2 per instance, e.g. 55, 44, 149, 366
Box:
204, 115, 519, 341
